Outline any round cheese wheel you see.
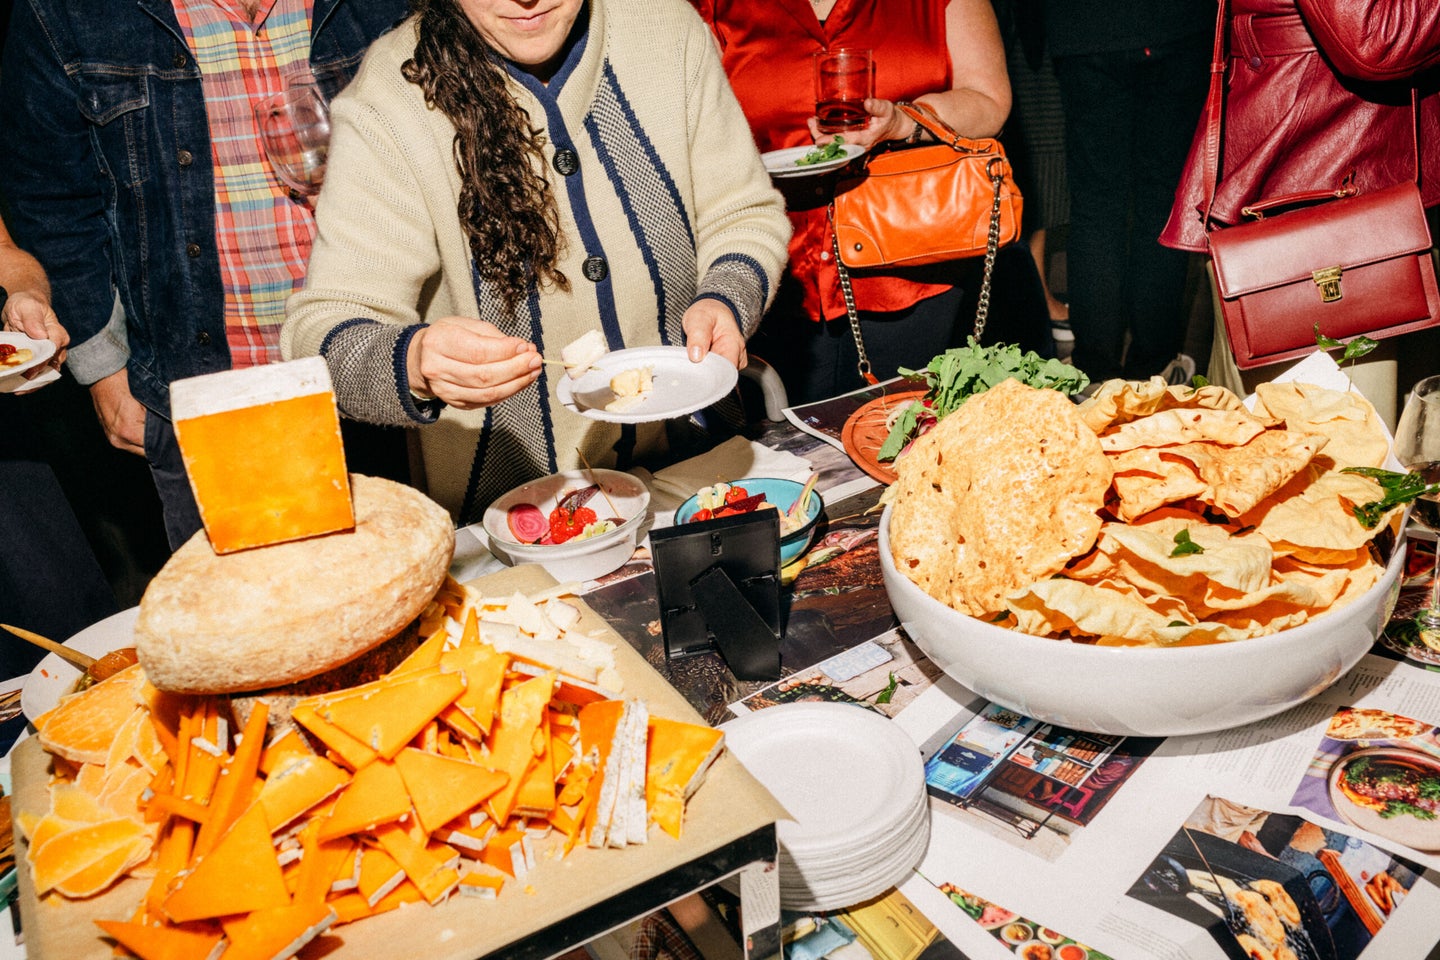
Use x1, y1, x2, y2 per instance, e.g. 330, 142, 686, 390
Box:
136, 474, 455, 694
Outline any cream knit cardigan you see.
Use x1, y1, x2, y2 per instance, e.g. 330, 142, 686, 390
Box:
283, 0, 790, 523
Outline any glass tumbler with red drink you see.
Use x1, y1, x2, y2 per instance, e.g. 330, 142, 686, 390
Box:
814, 48, 874, 135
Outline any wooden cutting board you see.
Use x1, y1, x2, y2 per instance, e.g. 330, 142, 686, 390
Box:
13, 563, 787, 959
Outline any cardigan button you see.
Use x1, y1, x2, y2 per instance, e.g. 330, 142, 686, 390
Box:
581, 255, 608, 282
552, 149, 580, 176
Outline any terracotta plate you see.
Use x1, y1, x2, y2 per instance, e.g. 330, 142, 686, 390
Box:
840, 388, 927, 485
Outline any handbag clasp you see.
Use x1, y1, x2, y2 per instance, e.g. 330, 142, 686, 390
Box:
1312, 266, 1343, 303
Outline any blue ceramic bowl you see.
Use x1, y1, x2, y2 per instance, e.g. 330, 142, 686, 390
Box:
674, 477, 824, 566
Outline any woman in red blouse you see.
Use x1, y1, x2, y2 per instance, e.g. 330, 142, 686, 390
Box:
692, 0, 1013, 403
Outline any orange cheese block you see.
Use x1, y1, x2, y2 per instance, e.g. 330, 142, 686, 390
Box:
256, 754, 351, 833
37, 664, 146, 765
317, 758, 410, 841
306, 666, 466, 761
218, 901, 336, 960
170, 357, 354, 554
95, 919, 225, 960
484, 672, 554, 824
162, 803, 290, 923
392, 747, 508, 835
645, 717, 725, 839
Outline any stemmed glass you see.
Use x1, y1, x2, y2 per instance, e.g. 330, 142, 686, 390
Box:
1394, 374, 1440, 632
254, 81, 331, 196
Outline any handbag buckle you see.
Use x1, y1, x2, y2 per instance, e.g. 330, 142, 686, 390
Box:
1312, 266, 1343, 303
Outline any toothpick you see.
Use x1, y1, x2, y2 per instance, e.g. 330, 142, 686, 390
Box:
575, 448, 622, 517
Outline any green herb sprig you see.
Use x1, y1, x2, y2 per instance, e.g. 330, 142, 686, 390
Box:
795, 136, 846, 167
1171, 528, 1204, 557
1315, 323, 1379, 365
1342, 466, 1440, 528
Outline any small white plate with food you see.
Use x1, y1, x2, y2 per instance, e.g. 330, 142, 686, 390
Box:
20, 607, 140, 722
761, 140, 865, 179
556, 341, 738, 424
0, 331, 56, 381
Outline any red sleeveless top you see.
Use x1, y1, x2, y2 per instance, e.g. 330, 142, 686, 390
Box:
692, 0, 954, 320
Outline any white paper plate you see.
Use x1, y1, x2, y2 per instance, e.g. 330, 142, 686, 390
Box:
720, 702, 926, 854
20, 607, 139, 722
556, 345, 738, 423
0, 331, 56, 380
761, 143, 866, 179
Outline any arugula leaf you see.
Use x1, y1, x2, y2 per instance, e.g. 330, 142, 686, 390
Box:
796, 135, 846, 166
1314, 323, 1344, 352
1314, 323, 1379, 363
1191, 374, 1210, 388
1171, 528, 1204, 557
1342, 466, 1440, 528
876, 672, 899, 704
876, 339, 1090, 462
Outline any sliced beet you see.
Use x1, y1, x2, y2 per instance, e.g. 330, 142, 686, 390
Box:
723, 492, 768, 514
507, 503, 548, 543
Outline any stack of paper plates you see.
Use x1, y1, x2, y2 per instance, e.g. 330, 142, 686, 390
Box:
719, 702, 930, 912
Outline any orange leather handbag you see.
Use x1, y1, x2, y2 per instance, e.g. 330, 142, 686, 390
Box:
830, 102, 1022, 271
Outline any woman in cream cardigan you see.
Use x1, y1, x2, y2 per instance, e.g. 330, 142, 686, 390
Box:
284, 0, 790, 523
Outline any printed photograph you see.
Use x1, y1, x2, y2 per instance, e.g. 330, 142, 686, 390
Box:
732, 630, 946, 719
1289, 706, 1440, 855
922, 703, 1160, 862
922, 879, 1113, 960
1129, 796, 1424, 960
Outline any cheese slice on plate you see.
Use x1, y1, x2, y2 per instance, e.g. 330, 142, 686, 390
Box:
645, 717, 724, 839
170, 356, 354, 554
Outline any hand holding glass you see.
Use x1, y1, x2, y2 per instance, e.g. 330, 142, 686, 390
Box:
1394, 374, 1440, 631
255, 83, 330, 196
814, 48, 874, 135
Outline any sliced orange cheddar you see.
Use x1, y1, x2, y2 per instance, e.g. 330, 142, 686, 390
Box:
392, 747, 508, 835
258, 728, 312, 777
512, 710, 556, 818
317, 757, 410, 840
391, 625, 451, 676
328, 891, 374, 924
440, 641, 510, 736
372, 820, 460, 905
192, 700, 269, 860
457, 870, 504, 899
355, 846, 406, 907
306, 665, 465, 761
163, 803, 290, 923
256, 754, 350, 833
171, 357, 354, 554
218, 902, 336, 960
289, 702, 376, 771
53, 833, 154, 899
645, 717, 725, 839
95, 919, 225, 960
478, 827, 529, 878
576, 699, 628, 849
367, 877, 425, 916
484, 672, 554, 824
104, 707, 149, 772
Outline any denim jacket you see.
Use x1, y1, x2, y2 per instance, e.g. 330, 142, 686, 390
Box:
0, 0, 409, 414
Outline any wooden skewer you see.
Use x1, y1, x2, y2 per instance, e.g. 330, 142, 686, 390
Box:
575, 448, 623, 518
1, 622, 96, 671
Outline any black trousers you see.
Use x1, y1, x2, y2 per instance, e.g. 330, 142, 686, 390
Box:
1053, 33, 1210, 381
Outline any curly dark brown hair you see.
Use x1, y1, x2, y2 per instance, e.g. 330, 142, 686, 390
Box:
402, 0, 569, 319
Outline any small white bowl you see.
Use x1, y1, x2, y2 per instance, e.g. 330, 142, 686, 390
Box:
482, 469, 650, 583
879, 504, 1406, 737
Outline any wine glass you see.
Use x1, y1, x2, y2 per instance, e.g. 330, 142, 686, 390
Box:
254, 81, 330, 196
1394, 374, 1440, 633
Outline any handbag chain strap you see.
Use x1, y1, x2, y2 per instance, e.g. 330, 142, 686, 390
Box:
831, 158, 1007, 382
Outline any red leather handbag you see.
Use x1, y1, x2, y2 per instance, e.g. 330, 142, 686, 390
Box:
1200, 6, 1440, 370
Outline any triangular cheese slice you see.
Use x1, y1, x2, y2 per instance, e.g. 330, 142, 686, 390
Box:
317, 757, 410, 840
95, 920, 224, 960
393, 747, 508, 835
163, 804, 290, 923
512, 711, 555, 818
258, 728, 312, 777
621, 700, 650, 846
355, 846, 406, 907
484, 672, 554, 824
372, 820, 460, 905
440, 642, 509, 736
309, 666, 466, 760
289, 702, 376, 771
576, 700, 629, 849
256, 754, 351, 833
218, 902, 336, 960
645, 717, 724, 840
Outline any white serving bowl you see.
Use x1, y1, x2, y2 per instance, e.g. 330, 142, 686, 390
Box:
878, 504, 1407, 737
482, 469, 650, 583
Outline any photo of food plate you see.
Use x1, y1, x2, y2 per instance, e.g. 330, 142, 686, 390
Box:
1327, 746, 1440, 851
1324, 707, 1434, 743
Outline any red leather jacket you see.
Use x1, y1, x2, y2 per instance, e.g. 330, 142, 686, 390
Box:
1161, 0, 1440, 252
